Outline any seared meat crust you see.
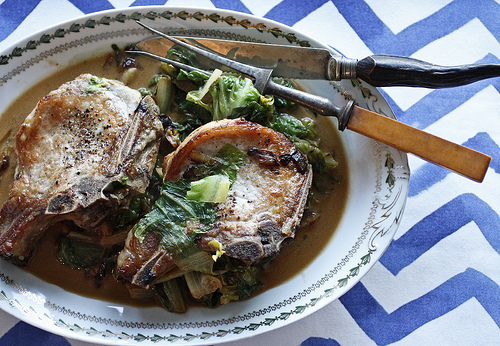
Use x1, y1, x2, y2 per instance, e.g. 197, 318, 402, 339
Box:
0, 74, 163, 263
166, 118, 312, 263
117, 118, 312, 287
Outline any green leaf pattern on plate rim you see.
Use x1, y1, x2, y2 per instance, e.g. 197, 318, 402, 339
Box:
0, 10, 310, 66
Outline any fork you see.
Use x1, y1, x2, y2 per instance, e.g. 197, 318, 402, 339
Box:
127, 21, 491, 183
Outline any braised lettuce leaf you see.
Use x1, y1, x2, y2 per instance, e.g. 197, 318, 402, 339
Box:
132, 144, 246, 257
185, 72, 275, 125
133, 179, 216, 258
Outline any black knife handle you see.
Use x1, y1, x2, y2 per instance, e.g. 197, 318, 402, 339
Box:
355, 54, 500, 88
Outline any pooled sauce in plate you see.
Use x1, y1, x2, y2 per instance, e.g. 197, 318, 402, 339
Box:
0, 52, 348, 307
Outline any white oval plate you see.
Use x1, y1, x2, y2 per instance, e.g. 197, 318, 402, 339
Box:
0, 6, 410, 345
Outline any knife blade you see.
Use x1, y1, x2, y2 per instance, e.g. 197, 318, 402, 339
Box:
136, 37, 346, 80
136, 37, 500, 88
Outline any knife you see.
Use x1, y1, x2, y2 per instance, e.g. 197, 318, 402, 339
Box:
136, 37, 500, 88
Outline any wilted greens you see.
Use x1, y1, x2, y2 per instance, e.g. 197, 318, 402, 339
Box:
132, 144, 245, 253
132, 179, 216, 257
53, 47, 343, 313
187, 71, 275, 123
83, 76, 108, 94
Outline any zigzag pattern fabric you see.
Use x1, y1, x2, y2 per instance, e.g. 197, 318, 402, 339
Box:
0, 0, 499, 345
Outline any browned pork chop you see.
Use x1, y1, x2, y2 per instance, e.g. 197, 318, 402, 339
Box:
118, 118, 312, 287
0, 74, 163, 264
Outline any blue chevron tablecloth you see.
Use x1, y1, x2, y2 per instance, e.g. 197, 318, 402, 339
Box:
1, 1, 499, 345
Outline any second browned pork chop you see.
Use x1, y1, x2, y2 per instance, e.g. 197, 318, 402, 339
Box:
117, 118, 312, 287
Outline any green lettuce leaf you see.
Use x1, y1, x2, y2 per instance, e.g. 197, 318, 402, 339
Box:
133, 180, 216, 258
132, 144, 246, 257
272, 113, 317, 139
189, 143, 246, 183
186, 175, 231, 203
185, 72, 275, 125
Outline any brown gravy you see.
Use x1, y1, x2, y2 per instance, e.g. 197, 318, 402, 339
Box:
0, 53, 348, 307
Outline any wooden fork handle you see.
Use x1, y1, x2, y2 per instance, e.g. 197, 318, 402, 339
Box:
347, 106, 491, 182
